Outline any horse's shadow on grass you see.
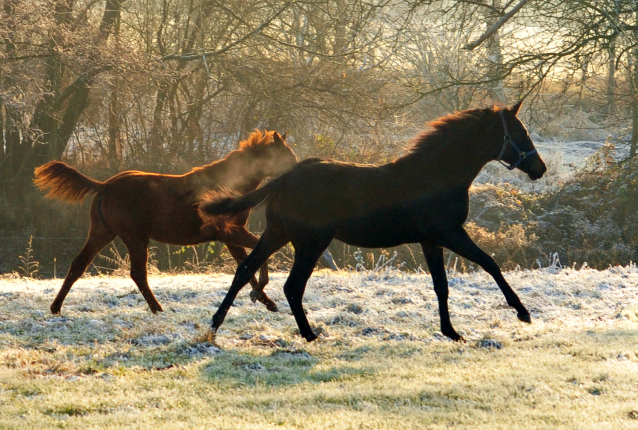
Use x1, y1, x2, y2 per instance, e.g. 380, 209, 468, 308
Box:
0, 293, 382, 386
80, 339, 382, 388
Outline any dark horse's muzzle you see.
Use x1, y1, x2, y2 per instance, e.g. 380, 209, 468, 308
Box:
524, 155, 547, 180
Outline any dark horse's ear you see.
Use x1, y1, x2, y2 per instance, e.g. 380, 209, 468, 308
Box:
509, 100, 524, 115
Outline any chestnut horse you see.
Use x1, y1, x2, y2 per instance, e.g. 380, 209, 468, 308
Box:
34, 130, 296, 314
201, 102, 547, 342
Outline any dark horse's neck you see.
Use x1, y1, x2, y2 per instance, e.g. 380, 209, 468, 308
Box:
185, 149, 263, 194
390, 108, 500, 191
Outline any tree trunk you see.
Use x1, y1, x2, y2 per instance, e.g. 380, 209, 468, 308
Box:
632, 12, 638, 159
0, 0, 122, 200
485, 0, 505, 101
607, 42, 616, 116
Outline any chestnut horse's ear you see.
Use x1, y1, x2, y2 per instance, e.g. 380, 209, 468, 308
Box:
509, 100, 523, 115
281, 131, 288, 141
273, 131, 284, 145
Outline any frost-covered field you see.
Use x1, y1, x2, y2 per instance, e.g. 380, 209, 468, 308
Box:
1, 267, 638, 429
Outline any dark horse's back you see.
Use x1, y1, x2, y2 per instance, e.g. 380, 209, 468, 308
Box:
263, 157, 469, 248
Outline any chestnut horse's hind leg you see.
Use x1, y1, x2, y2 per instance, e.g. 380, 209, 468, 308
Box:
421, 243, 462, 341
226, 245, 278, 312
51, 225, 115, 314
121, 237, 163, 314
442, 228, 531, 323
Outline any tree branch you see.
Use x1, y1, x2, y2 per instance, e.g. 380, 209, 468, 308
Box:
464, 0, 532, 50
162, 0, 294, 62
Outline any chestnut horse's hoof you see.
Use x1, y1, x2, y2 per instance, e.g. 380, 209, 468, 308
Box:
249, 289, 260, 303
149, 303, 164, 314
517, 312, 532, 323
264, 301, 279, 313
250, 290, 279, 313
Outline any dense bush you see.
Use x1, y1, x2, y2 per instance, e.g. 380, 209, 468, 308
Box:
468, 156, 638, 270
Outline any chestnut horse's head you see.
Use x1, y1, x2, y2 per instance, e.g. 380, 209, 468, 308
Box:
239, 130, 298, 179
495, 101, 547, 180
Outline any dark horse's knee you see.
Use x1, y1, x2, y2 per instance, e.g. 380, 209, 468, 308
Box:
234, 263, 257, 287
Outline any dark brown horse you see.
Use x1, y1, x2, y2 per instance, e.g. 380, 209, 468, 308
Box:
200, 102, 547, 342
34, 130, 297, 314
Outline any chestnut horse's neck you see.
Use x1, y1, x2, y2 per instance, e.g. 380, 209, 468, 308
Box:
185, 149, 264, 194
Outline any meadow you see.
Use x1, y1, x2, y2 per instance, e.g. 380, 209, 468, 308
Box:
1, 266, 637, 429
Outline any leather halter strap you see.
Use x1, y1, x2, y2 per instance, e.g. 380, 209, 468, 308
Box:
495, 110, 537, 170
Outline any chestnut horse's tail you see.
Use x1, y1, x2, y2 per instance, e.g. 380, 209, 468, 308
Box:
34, 161, 106, 203
199, 180, 278, 219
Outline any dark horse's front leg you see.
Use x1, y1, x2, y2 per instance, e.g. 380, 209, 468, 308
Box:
210, 227, 289, 340
442, 227, 531, 324
221, 227, 278, 312
226, 244, 277, 312
421, 243, 463, 341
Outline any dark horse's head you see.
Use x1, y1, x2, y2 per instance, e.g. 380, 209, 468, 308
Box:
239, 130, 298, 178
495, 101, 546, 180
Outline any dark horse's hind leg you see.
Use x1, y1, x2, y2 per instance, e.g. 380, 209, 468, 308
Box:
282, 238, 332, 342
221, 227, 276, 312
421, 243, 463, 341
443, 228, 531, 323
226, 244, 278, 312
210, 228, 289, 335
121, 236, 163, 314
51, 224, 116, 314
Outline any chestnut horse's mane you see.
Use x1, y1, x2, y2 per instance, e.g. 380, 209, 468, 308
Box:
238, 129, 276, 149
188, 129, 277, 177
408, 105, 502, 153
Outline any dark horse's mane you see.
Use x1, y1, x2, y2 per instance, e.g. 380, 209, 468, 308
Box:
408, 106, 500, 153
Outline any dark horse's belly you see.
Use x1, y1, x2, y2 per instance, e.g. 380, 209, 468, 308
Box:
334, 209, 428, 248
331, 195, 468, 248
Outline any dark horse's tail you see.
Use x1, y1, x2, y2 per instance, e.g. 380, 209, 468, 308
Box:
199, 179, 279, 219
34, 161, 106, 203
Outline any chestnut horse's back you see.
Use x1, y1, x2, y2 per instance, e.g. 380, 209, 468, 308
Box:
34, 161, 105, 203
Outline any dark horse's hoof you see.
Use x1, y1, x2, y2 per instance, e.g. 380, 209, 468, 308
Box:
517, 312, 532, 324
304, 332, 318, 342
442, 329, 464, 342
50, 305, 61, 315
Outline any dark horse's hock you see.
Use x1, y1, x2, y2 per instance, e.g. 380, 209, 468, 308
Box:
201, 102, 547, 342
34, 131, 297, 314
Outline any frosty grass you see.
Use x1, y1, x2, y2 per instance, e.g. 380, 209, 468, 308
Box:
1, 266, 637, 429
